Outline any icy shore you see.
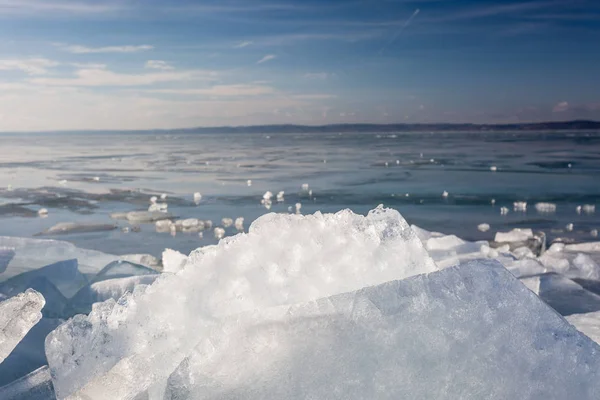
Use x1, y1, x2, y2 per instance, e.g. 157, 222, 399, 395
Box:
2, 207, 600, 399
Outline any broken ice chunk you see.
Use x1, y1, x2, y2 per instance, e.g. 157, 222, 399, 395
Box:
567, 311, 600, 345
163, 260, 600, 400
513, 201, 527, 212
500, 206, 509, 215
214, 227, 225, 239
276, 191, 284, 202
193, 192, 202, 205
148, 203, 168, 213
36, 222, 117, 236
477, 223, 490, 232
126, 211, 175, 223
535, 202, 557, 213
162, 249, 187, 274
234, 217, 244, 231
0, 289, 45, 364
0, 365, 55, 400
583, 205, 596, 214
221, 218, 233, 228
495, 228, 534, 243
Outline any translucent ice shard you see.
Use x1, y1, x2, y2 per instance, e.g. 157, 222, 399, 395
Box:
0, 289, 45, 364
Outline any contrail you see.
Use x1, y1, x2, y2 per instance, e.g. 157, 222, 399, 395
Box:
377, 8, 420, 56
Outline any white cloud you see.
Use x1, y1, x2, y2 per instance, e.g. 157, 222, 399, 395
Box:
303, 72, 331, 80
150, 84, 275, 97
57, 44, 154, 54
0, 58, 58, 75
233, 41, 253, 48
29, 68, 217, 87
0, 0, 120, 14
145, 60, 174, 70
257, 54, 276, 64
292, 94, 337, 100
553, 101, 569, 112
70, 62, 107, 69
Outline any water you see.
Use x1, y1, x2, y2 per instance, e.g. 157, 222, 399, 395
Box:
0, 130, 599, 257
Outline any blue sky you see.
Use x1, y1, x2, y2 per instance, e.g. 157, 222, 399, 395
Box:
0, 0, 599, 130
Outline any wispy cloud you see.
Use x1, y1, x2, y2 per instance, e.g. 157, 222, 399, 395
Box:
70, 62, 107, 69
149, 84, 275, 97
257, 54, 276, 64
0, 58, 58, 75
233, 41, 253, 48
0, 0, 121, 14
426, 1, 561, 22
145, 60, 174, 70
56, 44, 154, 54
292, 94, 337, 100
303, 72, 333, 80
29, 68, 217, 87
553, 101, 569, 112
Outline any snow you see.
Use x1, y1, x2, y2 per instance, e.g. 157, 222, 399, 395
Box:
45, 207, 437, 399
162, 249, 187, 274
0, 289, 45, 364
162, 260, 600, 400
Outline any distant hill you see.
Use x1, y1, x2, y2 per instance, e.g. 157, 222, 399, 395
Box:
161, 120, 600, 134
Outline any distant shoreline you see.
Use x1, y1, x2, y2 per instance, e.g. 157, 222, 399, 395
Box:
2, 120, 599, 134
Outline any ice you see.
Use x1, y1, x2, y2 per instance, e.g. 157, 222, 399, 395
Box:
89, 260, 159, 283
150, 196, 158, 204
566, 223, 574, 232
420, 234, 490, 269
148, 203, 168, 213
500, 206, 509, 215
0, 236, 116, 280
0, 366, 55, 400
36, 222, 117, 236
535, 202, 557, 213
193, 192, 202, 205
0, 259, 87, 300
246, 180, 252, 186
276, 191, 284, 202
477, 223, 490, 232
0, 247, 15, 274
442, 190, 448, 197
0, 289, 45, 364
295, 202, 302, 213
495, 227, 533, 242
37, 208, 48, 217
539, 247, 600, 280
0, 318, 63, 386
520, 273, 600, 316
155, 220, 173, 233
45, 207, 437, 399
67, 276, 159, 316
567, 311, 600, 344
301, 183, 309, 191
513, 201, 527, 211
213, 227, 225, 239
163, 260, 600, 400
234, 217, 244, 231
126, 211, 175, 223
566, 241, 600, 253
221, 218, 233, 228
583, 204, 596, 214
118, 254, 161, 270
162, 249, 187, 273
490, 165, 497, 171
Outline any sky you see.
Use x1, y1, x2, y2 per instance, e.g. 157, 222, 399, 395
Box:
0, 0, 599, 131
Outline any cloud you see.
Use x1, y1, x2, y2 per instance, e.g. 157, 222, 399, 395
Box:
233, 41, 253, 48
0, 0, 120, 14
145, 60, 174, 70
256, 54, 276, 64
303, 72, 332, 80
57, 44, 154, 54
0, 58, 58, 75
29, 68, 217, 87
553, 101, 569, 112
426, 1, 561, 22
292, 94, 337, 100
149, 84, 276, 97
70, 62, 107, 69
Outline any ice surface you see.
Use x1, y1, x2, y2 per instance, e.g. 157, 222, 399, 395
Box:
0, 247, 15, 274
126, 211, 175, 223
0, 366, 55, 400
0, 236, 116, 280
162, 249, 187, 273
37, 222, 117, 236
118, 254, 161, 270
162, 260, 600, 400
567, 311, 600, 344
0, 289, 45, 364
88, 260, 159, 284
45, 207, 437, 399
